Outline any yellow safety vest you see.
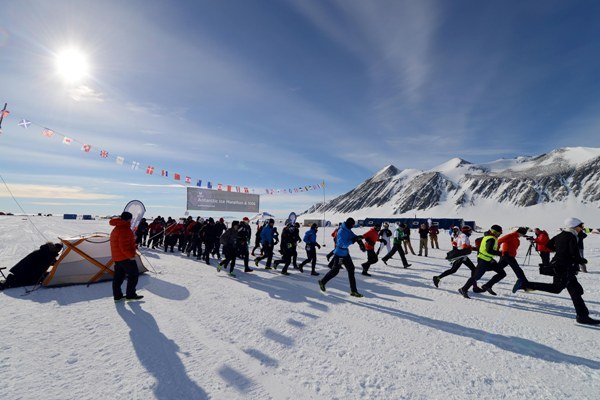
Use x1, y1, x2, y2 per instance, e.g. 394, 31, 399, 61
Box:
478, 235, 498, 262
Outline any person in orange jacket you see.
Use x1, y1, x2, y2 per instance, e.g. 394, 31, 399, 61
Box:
475, 227, 529, 295
110, 211, 143, 301
533, 228, 551, 266
361, 225, 383, 276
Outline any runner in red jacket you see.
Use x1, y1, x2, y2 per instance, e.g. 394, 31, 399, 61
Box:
361, 225, 382, 276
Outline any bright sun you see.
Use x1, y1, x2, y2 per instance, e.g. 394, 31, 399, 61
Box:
55, 48, 90, 83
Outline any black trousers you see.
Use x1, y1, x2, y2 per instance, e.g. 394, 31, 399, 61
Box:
361, 249, 378, 272
527, 274, 589, 317
439, 257, 476, 279
222, 246, 236, 273
486, 255, 528, 288
382, 244, 409, 267
300, 246, 317, 272
113, 259, 139, 299
280, 249, 294, 274
202, 241, 214, 262
255, 243, 274, 268
540, 251, 550, 266
237, 245, 249, 268
461, 259, 504, 292
321, 255, 358, 293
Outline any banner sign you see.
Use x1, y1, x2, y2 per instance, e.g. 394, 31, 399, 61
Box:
187, 187, 259, 212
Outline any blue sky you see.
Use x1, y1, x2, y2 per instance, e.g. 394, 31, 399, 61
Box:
1, 0, 599, 217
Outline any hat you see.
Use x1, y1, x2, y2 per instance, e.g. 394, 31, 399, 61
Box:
564, 217, 583, 228
345, 217, 356, 227
231, 220, 240, 227
461, 226, 472, 233
268, 218, 275, 224
219, 218, 224, 223
311, 223, 318, 229
242, 217, 250, 222
516, 227, 528, 235
120, 211, 133, 221
490, 224, 503, 235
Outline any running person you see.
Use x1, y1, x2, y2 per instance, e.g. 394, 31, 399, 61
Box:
299, 223, 321, 276
433, 226, 478, 288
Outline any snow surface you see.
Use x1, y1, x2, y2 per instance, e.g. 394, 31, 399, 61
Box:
1, 216, 600, 399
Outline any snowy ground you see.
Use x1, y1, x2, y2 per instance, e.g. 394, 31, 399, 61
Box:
1, 216, 599, 399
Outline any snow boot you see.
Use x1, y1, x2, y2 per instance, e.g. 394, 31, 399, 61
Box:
458, 288, 470, 299
472, 286, 485, 293
318, 280, 326, 292
281, 271, 290, 276
404, 264, 411, 268
311, 271, 320, 276
114, 295, 125, 303
126, 295, 144, 301
244, 268, 254, 273
433, 276, 440, 288
576, 315, 600, 325
512, 279, 524, 293
362, 271, 372, 277
228, 272, 236, 278
350, 291, 364, 298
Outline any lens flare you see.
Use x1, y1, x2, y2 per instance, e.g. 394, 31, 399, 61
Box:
55, 48, 90, 83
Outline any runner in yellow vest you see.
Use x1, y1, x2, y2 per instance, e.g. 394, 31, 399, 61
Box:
459, 224, 503, 299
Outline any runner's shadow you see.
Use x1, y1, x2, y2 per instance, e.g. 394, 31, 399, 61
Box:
346, 299, 600, 369
138, 275, 190, 301
116, 302, 208, 399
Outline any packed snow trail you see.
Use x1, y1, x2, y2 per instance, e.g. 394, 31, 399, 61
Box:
1, 216, 599, 399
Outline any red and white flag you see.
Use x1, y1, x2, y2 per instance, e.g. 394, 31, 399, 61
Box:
174, 173, 181, 181
236, 186, 241, 192
227, 185, 232, 192
100, 150, 108, 158
185, 176, 191, 184
42, 128, 54, 138
217, 183, 223, 191
62, 136, 73, 145
146, 166, 154, 175
81, 144, 91, 153
243, 187, 249, 193
161, 170, 168, 177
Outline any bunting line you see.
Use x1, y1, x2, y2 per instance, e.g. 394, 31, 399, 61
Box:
1, 109, 325, 196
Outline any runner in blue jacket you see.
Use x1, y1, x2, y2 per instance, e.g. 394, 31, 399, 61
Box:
318, 218, 366, 297
299, 223, 321, 276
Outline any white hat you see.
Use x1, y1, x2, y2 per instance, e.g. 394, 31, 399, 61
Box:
564, 217, 583, 228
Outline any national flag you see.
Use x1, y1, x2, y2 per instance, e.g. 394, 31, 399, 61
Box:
18, 119, 31, 129
131, 161, 140, 170
62, 136, 73, 145
196, 179, 202, 187
207, 181, 212, 189
227, 185, 232, 192
81, 144, 91, 153
161, 169, 168, 177
235, 186, 240, 193
294, 188, 298, 193
243, 187, 249, 193
185, 176, 191, 184
146, 166, 154, 175
217, 183, 223, 191
100, 150, 108, 158
116, 156, 125, 165
42, 128, 54, 138
265, 189, 269, 194
289, 189, 292, 193
174, 173, 181, 181
305, 186, 309, 191
0, 110, 9, 118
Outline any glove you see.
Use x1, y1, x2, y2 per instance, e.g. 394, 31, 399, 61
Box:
316, 243, 321, 249
581, 258, 588, 264
358, 241, 366, 252
380, 239, 387, 245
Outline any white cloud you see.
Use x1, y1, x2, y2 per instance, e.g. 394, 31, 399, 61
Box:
69, 85, 104, 102
0, 184, 121, 200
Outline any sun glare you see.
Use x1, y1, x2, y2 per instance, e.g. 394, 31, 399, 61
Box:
55, 48, 90, 83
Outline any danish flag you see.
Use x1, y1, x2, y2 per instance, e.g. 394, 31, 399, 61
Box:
81, 144, 91, 153
100, 150, 108, 158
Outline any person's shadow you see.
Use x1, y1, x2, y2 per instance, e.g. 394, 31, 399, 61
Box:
116, 302, 207, 399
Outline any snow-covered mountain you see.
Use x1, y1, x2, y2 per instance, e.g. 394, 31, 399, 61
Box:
304, 147, 600, 228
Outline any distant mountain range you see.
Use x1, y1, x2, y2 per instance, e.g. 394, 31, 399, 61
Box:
303, 147, 600, 227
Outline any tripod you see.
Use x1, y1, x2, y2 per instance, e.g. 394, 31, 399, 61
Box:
522, 239, 539, 266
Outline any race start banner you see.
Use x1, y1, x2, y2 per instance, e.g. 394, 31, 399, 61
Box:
187, 187, 260, 212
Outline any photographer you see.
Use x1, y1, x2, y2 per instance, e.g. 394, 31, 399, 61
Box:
513, 218, 599, 325
533, 228, 551, 266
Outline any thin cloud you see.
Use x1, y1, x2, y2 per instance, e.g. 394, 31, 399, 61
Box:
0, 184, 121, 200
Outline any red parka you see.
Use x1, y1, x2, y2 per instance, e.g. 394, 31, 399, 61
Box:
534, 230, 551, 252
498, 231, 521, 258
109, 218, 137, 262
362, 228, 379, 251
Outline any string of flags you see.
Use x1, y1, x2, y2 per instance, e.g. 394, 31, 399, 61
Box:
1, 107, 326, 196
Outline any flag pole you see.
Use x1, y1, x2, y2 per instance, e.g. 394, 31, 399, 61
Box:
322, 180, 326, 246
0, 103, 8, 131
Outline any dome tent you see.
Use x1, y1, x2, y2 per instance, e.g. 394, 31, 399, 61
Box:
43, 233, 147, 287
